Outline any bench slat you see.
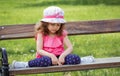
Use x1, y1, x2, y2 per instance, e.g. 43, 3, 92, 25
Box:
9, 57, 120, 75
0, 19, 120, 40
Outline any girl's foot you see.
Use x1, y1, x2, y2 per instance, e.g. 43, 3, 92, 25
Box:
12, 60, 28, 69
81, 56, 95, 64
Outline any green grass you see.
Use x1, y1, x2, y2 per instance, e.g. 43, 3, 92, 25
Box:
0, 0, 120, 25
0, 0, 120, 76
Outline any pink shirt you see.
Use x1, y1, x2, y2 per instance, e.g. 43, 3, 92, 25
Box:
36, 30, 67, 58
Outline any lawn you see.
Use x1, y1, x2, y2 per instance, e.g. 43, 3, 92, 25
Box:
0, 0, 120, 76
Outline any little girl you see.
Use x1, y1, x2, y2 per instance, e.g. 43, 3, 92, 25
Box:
12, 6, 94, 68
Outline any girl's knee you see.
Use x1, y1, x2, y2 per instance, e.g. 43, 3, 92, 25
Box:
65, 54, 81, 65
40, 56, 52, 66
28, 56, 52, 67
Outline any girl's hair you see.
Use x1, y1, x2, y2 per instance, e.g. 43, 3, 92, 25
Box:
34, 21, 65, 36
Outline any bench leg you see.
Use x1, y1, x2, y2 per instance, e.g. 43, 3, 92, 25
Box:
0, 48, 2, 76
0, 48, 9, 76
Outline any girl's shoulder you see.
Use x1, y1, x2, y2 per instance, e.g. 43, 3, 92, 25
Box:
62, 30, 68, 37
35, 32, 43, 40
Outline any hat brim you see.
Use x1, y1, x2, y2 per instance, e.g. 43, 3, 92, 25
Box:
41, 18, 66, 23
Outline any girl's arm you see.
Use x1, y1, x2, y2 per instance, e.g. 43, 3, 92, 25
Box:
60, 36, 73, 58
58, 35, 73, 64
36, 33, 53, 57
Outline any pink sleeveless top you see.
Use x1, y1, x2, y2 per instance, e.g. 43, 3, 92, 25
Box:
35, 30, 67, 58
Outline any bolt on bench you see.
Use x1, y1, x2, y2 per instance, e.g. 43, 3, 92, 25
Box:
0, 19, 120, 76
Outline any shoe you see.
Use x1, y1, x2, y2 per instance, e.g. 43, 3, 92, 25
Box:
81, 56, 95, 64
12, 60, 29, 69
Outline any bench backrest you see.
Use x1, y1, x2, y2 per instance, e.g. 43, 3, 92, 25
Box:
0, 19, 120, 40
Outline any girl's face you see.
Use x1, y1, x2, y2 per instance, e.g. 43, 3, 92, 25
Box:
48, 23, 61, 34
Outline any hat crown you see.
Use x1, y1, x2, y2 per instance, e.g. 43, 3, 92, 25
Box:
43, 6, 64, 19
41, 6, 66, 23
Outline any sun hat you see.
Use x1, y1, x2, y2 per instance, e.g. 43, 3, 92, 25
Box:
41, 6, 66, 23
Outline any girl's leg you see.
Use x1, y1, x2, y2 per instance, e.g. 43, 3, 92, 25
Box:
64, 54, 81, 65
11, 56, 52, 68
28, 56, 52, 67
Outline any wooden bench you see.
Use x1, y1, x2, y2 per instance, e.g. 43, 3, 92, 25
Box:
0, 19, 120, 76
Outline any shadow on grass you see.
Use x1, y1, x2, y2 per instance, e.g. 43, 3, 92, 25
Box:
20, 0, 120, 8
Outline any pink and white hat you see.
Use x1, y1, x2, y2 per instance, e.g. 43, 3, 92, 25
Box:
41, 6, 66, 23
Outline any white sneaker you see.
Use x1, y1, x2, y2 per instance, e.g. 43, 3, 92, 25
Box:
12, 60, 29, 69
81, 56, 95, 64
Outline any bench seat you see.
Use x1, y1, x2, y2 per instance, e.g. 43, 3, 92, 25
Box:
9, 57, 120, 75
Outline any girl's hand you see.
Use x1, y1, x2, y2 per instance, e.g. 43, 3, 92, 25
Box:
50, 54, 59, 65
57, 61, 62, 66
58, 55, 65, 65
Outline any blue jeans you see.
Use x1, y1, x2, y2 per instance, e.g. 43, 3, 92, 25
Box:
28, 54, 81, 67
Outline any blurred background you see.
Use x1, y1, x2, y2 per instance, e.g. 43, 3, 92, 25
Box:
0, 0, 120, 76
